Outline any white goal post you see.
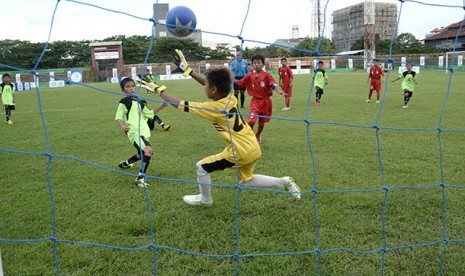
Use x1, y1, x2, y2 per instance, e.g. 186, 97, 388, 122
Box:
0, 249, 3, 276
445, 51, 465, 72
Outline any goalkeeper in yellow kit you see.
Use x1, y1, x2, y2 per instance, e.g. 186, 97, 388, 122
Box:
136, 50, 301, 206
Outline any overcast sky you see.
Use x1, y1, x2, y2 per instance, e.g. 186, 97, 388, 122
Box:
3, 0, 465, 47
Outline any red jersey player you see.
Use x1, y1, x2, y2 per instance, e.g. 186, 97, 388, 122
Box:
278, 57, 294, 110
367, 58, 384, 103
236, 54, 284, 144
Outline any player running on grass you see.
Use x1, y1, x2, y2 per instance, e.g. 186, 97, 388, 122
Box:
115, 77, 167, 187
136, 49, 301, 206
1, 73, 15, 124
314, 60, 328, 106
235, 54, 285, 144
392, 63, 418, 108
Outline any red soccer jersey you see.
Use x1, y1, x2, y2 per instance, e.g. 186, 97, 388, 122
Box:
278, 66, 293, 88
236, 71, 277, 99
369, 65, 384, 80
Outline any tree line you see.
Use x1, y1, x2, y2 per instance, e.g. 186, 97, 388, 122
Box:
351, 33, 442, 55
0, 33, 439, 71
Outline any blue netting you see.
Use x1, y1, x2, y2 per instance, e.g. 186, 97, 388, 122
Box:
1, 0, 465, 275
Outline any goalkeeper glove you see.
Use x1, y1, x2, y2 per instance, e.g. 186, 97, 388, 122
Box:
172, 49, 192, 76
135, 77, 167, 95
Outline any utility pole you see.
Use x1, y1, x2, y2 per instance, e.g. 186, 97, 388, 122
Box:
310, 0, 323, 37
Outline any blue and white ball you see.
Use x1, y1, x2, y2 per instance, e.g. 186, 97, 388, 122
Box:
165, 6, 197, 37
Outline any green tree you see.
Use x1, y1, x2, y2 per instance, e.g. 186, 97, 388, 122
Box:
109, 35, 151, 64
46, 40, 91, 68
207, 45, 233, 60
293, 37, 336, 56
351, 34, 392, 54
351, 33, 442, 55
152, 37, 208, 62
0, 39, 92, 70
393, 33, 421, 53
0, 40, 44, 70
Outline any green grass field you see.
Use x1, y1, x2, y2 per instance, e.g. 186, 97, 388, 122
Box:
1, 69, 464, 275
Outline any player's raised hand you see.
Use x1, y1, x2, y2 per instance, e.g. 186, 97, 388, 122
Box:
173, 49, 192, 76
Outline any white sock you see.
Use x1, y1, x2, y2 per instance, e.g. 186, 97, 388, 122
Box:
196, 161, 211, 201
241, 174, 283, 187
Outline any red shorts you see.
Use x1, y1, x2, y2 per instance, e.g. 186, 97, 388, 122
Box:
281, 85, 292, 97
248, 97, 272, 124
370, 79, 382, 91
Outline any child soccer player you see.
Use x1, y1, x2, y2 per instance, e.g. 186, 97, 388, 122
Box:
278, 57, 294, 110
392, 63, 418, 108
0, 73, 15, 124
115, 77, 166, 187
143, 68, 156, 84
314, 60, 328, 106
235, 54, 284, 144
139, 49, 301, 206
230, 51, 249, 108
367, 58, 384, 103
139, 69, 158, 96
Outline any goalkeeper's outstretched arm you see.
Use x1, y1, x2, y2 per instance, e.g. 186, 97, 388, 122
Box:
157, 90, 181, 109
155, 72, 206, 108
190, 71, 206, 86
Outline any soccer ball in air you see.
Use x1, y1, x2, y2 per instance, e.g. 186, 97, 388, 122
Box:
165, 6, 197, 37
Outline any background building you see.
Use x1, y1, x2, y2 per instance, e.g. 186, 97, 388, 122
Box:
331, 2, 397, 53
424, 20, 465, 52
152, 3, 202, 44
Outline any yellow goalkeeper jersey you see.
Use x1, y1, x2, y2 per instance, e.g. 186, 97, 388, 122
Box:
178, 95, 261, 164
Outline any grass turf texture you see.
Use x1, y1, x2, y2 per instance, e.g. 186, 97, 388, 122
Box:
0, 69, 464, 275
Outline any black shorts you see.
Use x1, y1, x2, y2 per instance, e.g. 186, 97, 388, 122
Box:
4, 105, 15, 111
403, 90, 413, 97
316, 87, 324, 94
133, 136, 151, 154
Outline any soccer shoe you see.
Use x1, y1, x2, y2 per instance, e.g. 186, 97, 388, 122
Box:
282, 107, 290, 111
403, 104, 408, 109
366, 99, 371, 103
315, 100, 320, 106
118, 161, 134, 169
162, 124, 171, 131
376, 100, 380, 104
7, 120, 13, 125
183, 194, 213, 206
282, 176, 301, 200
134, 177, 149, 188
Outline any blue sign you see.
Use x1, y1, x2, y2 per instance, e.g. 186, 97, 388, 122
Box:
70, 69, 82, 85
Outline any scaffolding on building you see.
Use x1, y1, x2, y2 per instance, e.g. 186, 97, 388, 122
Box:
364, 0, 375, 68
331, 2, 397, 56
